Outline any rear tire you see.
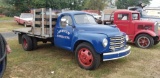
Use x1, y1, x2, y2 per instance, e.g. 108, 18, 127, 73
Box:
135, 34, 154, 48
22, 34, 33, 51
32, 37, 38, 50
75, 42, 101, 70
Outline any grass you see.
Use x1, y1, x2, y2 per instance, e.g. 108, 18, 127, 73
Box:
0, 17, 13, 21
0, 21, 160, 78
0, 22, 23, 32
3, 39, 160, 78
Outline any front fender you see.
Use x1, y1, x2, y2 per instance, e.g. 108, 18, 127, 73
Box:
71, 33, 108, 54
133, 30, 156, 42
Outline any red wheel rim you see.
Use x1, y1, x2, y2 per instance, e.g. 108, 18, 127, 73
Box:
138, 37, 150, 48
23, 39, 28, 49
78, 48, 93, 67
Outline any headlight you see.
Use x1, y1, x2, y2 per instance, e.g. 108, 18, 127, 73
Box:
125, 35, 129, 42
102, 38, 108, 47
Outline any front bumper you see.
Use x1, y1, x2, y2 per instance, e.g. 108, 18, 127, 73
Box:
103, 46, 131, 61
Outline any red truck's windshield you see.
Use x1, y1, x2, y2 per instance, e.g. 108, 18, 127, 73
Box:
74, 14, 97, 24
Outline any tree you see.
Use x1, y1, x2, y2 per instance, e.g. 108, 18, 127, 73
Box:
84, 0, 108, 10
1, 0, 93, 16
116, 0, 151, 9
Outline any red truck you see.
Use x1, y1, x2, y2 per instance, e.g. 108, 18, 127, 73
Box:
14, 13, 33, 27
101, 9, 160, 48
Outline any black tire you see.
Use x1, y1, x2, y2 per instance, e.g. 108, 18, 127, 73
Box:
75, 42, 101, 70
32, 37, 38, 50
22, 34, 33, 51
135, 34, 154, 48
154, 41, 159, 45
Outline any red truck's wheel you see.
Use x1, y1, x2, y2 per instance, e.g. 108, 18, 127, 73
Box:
135, 34, 154, 48
75, 42, 100, 70
22, 34, 33, 51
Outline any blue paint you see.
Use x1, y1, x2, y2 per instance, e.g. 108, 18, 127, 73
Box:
53, 11, 131, 60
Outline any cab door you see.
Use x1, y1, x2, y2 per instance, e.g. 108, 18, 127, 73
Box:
114, 13, 130, 34
54, 14, 74, 50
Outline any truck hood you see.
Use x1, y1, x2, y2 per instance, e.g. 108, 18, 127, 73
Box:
76, 24, 122, 37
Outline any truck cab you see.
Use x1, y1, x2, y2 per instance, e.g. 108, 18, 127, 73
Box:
102, 10, 160, 48
13, 8, 131, 70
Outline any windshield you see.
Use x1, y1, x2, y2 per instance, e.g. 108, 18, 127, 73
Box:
132, 13, 139, 20
74, 14, 97, 24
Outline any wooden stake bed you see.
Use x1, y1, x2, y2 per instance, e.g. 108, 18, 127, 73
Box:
13, 8, 58, 39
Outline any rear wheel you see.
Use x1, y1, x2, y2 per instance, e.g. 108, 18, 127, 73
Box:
32, 37, 38, 50
135, 34, 154, 48
22, 34, 33, 51
75, 42, 101, 70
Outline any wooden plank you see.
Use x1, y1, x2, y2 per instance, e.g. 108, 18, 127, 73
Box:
35, 8, 46, 12
44, 28, 54, 35
35, 21, 56, 25
32, 27, 41, 35
35, 15, 58, 19
35, 15, 41, 18
44, 21, 56, 25
44, 15, 58, 18
13, 28, 32, 34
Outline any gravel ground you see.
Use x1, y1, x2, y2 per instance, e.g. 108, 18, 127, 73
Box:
1, 32, 17, 39
0, 20, 17, 39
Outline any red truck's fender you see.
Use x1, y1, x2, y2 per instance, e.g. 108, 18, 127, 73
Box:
132, 30, 156, 42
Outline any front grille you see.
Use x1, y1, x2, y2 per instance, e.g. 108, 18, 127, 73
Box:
109, 36, 125, 51
154, 22, 159, 35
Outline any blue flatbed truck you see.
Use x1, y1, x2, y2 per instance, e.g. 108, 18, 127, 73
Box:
13, 8, 131, 70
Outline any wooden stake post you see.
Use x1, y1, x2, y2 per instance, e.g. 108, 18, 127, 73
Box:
31, 8, 58, 38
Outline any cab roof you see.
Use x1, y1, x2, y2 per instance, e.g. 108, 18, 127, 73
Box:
115, 10, 139, 14
61, 11, 89, 15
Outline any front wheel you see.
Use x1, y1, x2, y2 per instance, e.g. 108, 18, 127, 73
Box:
75, 42, 101, 70
135, 34, 154, 48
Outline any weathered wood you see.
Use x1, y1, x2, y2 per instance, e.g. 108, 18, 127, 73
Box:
35, 21, 56, 25
35, 8, 46, 12
35, 15, 58, 19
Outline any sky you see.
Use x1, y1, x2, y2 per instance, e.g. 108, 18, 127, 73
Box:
149, 0, 160, 7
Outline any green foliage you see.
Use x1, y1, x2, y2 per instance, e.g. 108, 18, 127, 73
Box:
116, 0, 151, 9
1, 0, 106, 16
84, 0, 108, 10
